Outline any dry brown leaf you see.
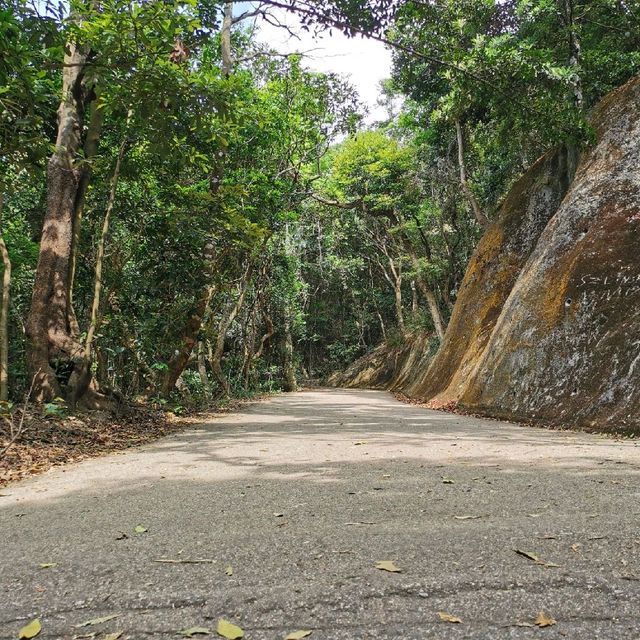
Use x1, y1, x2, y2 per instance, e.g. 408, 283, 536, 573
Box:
375, 560, 401, 573
513, 549, 559, 567
438, 612, 462, 623
285, 631, 313, 640
535, 612, 557, 627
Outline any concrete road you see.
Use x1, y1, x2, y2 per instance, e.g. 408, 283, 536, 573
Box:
2, 389, 640, 639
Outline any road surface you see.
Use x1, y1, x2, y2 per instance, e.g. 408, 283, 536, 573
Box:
2, 389, 640, 639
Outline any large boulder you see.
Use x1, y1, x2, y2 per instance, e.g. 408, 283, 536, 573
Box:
461, 76, 640, 433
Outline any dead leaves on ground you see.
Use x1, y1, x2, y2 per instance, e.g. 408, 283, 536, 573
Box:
375, 560, 401, 573
19, 619, 41, 639
513, 549, 559, 568
216, 619, 244, 639
438, 612, 462, 623
534, 612, 557, 627
76, 615, 120, 628
285, 631, 313, 640
179, 627, 212, 637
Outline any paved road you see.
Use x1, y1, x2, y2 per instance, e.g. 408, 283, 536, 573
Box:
2, 389, 640, 639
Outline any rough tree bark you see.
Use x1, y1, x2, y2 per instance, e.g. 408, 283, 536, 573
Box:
455, 118, 490, 229
25, 35, 99, 405
0, 194, 11, 402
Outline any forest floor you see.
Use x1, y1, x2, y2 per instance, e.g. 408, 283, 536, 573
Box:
2, 388, 640, 639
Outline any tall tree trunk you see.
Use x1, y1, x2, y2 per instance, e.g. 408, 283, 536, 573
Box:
280, 311, 297, 392
211, 270, 251, 397
455, 118, 489, 229
221, 1, 234, 76
562, 0, 583, 109
379, 257, 405, 334
85, 134, 127, 358
0, 194, 11, 402
197, 340, 211, 396
400, 235, 446, 340
25, 35, 97, 403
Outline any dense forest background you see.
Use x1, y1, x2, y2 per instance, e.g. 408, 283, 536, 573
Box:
1, 0, 638, 412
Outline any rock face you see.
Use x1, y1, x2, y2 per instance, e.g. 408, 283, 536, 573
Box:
461, 77, 640, 432
335, 76, 640, 434
403, 146, 576, 402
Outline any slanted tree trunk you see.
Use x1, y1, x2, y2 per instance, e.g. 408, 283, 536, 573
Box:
400, 235, 446, 340
0, 194, 10, 402
455, 118, 489, 229
211, 267, 252, 397
162, 284, 216, 397
25, 35, 100, 404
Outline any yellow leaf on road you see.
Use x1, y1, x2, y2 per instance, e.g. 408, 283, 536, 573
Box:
76, 615, 120, 628
285, 631, 313, 640
225, 566, 233, 576
535, 612, 557, 627
216, 619, 244, 639
375, 561, 401, 573
438, 612, 462, 623
19, 619, 41, 639
179, 627, 212, 637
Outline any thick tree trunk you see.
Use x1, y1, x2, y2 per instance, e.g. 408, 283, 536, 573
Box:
0, 195, 10, 402
455, 119, 489, 229
25, 35, 101, 405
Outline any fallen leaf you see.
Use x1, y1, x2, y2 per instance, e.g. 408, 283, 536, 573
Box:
115, 533, 129, 540
216, 619, 244, 639
39, 563, 57, 569
513, 549, 559, 567
74, 633, 97, 639
179, 627, 212, 637
441, 477, 455, 484
153, 558, 215, 565
535, 612, 557, 627
353, 441, 368, 445
285, 631, 313, 640
76, 614, 120, 628
571, 543, 581, 553
19, 619, 41, 639
344, 521, 376, 526
273, 513, 284, 518
103, 633, 123, 640
134, 525, 148, 534
375, 561, 401, 573
453, 515, 483, 520
225, 566, 233, 576
438, 612, 462, 623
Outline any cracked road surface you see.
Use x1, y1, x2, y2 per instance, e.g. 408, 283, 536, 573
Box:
2, 388, 640, 639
